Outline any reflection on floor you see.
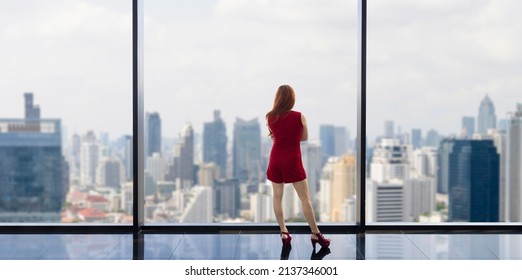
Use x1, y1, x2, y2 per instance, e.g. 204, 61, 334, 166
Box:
1, 233, 522, 260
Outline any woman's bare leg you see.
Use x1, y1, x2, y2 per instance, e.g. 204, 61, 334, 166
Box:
272, 182, 288, 236
292, 179, 320, 234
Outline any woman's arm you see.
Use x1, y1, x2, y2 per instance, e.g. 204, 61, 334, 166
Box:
301, 114, 308, 141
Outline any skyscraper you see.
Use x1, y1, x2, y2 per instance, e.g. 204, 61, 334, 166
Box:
367, 179, 410, 222
168, 123, 194, 189
384, 120, 395, 139
145, 152, 166, 183
233, 118, 261, 185
0, 94, 67, 222
370, 138, 409, 182
123, 135, 133, 181
203, 110, 227, 178
96, 158, 124, 189
179, 186, 213, 223
334, 126, 347, 156
145, 112, 161, 157
320, 124, 348, 164
507, 104, 522, 222
411, 129, 422, 149
214, 178, 240, 219
439, 139, 499, 222
80, 131, 99, 187
319, 125, 336, 159
330, 155, 356, 222
426, 129, 440, 147
301, 141, 322, 204
478, 95, 497, 135
462, 116, 475, 138
24, 92, 40, 120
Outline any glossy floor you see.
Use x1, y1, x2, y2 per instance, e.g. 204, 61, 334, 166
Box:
1, 233, 522, 260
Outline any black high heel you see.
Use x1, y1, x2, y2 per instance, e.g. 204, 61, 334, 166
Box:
311, 232, 331, 249
311, 247, 331, 260
280, 244, 292, 260
281, 232, 292, 247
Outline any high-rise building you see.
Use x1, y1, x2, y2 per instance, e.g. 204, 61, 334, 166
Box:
411, 147, 437, 178
123, 135, 133, 181
438, 139, 499, 222
370, 138, 409, 183
384, 120, 395, 139
319, 158, 335, 222
411, 129, 422, 149
250, 184, 275, 223
70, 133, 82, 177
330, 155, 356, 222
320, 124, 348, 164
426, 129, 440, 147
462, 116, 475, 138
233, 118, 261, 185
145, 112, 161, 157
80, 131, 99, 187
96, 157, 124, 189
507, 104, 522, 222
24, 92, 40, 120
167, 123, 194, 189
367, 179, 410, 222
319, 125, 336, 159
203, 110, 227, 178
334, 126, 347, 156
198, 162, 219, 187
214, 178, 240, 219
179, 186, 213, 223
145, 152, 166, 183
491, 130, 507, 222
301, 141, 322, 203
0, 95, 68, 222
478, 95, 497, 135
406, 177, 435, 221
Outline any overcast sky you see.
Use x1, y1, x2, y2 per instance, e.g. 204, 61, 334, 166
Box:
1, 0, 521, 144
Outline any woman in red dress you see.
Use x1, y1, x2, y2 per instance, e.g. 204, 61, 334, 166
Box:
266, 84, 330, 249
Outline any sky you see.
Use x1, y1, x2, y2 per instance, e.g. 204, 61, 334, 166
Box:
1, 0, 521, 145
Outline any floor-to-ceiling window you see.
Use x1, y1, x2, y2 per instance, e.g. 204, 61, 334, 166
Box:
367, 0, 522, 225
144, 0, 358, 225
0, 0, 132, 224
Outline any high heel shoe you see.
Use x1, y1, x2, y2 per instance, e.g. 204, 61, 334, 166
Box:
311, 232, 330, 249
281, 232, 292, 247
311, 247, 331, 260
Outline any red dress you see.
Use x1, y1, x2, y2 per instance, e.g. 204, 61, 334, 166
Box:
266, 110, 307, 183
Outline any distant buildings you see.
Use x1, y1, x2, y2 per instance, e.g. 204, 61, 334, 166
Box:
145, 112, 161, 157
438, 139, 499, 222
507, 104, 522, 222
478, 95, 497, 136
233, 118, 261, 185
462, 116, 475, 138
0, 94, 68, 222
203, 110, 227, 178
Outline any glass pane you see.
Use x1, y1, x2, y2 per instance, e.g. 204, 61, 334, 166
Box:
145, 0, 357, 224
367, 0, 522, 223
0, 0, 132, 223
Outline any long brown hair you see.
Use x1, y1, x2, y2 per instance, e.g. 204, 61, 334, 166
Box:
266, 84, 295, 138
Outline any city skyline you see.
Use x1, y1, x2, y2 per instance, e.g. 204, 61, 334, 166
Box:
3, 1, 521, 141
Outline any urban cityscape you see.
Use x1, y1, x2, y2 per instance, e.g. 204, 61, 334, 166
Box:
0, 93, 520, 224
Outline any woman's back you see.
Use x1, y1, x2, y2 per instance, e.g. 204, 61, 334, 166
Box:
268, 110, 303, 151
266, 110, 306, 184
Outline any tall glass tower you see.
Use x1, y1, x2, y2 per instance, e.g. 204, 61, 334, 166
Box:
0, 95, 68, 222
439, 139, 499, 222
203, 110, 227, 178
145, 112, 161, 157
477, 95, 497, 135
233, 118, 261, 185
